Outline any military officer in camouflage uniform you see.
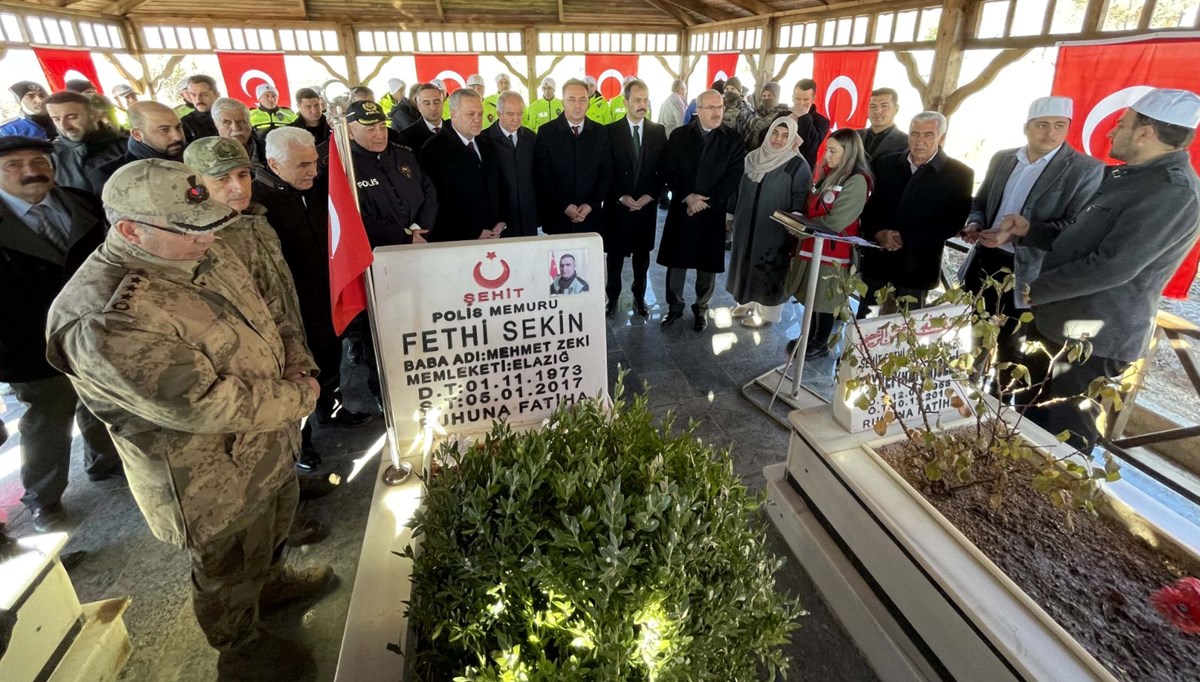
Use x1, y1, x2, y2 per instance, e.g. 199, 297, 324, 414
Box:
45, 159, 333, 678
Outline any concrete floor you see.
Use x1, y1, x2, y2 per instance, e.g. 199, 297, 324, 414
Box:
1, 211, 877, 681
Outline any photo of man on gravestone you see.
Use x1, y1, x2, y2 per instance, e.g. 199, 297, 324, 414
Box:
549, 252, 590, 295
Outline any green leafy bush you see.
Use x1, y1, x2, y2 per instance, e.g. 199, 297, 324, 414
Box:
405, 381, 803, 681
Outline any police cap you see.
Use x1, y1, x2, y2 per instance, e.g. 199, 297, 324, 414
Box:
0, 135, 54, 158
10, 81, 46, 98
103, 159, 239, 234
346, 100, 386, 125
184, 136, 258, 177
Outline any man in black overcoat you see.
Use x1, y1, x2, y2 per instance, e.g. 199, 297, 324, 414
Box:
397, 83, 447, 152
657, 89, 745, 331
858, 112, 974, 316
533, 79, 612, 235
484, 92, 539, 237
420, 89, 507, 241
604, 79, 666, 317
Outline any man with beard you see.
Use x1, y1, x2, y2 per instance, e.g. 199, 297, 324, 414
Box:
88, 102, 187, 190
534, 78, 612, 235
604, 78, 666, 317
181, 74, 219, 142
257, 127, 371, 469
419, 88, 507, 242
657, 89, 745, 331
745, 82, 790, 151
0, 136, 122, 532
1, 82, 56, 140
720, 77, 756, 138
46, 91, 126, 195
288, 87, 331, 142
212, 97, 263, 164
549, 253, 590, 294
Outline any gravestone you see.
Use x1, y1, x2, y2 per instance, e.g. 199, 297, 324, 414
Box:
832, 304, 972, 433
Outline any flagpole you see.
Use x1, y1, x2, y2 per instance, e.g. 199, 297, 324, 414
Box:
323, 80, 411, 487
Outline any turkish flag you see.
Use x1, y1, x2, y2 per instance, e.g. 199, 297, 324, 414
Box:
327, 134, 374, 335
33, 47, 102, 93
1052, 36, 1200, 299
813, 48, 878, 159
706, 52, 739, 88
414, 54, 479, 94
216, 51, 291, 108
585, 54, 639, 99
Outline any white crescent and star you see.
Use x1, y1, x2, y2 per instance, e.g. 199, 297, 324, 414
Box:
239, 69, 277, 98
433, 70, 467, 91
596, 68, 626, 98
825, 75, 860, 132
1081, 85, 1155, 156
329, 200, 341, 258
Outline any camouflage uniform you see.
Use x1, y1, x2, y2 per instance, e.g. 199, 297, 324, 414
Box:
45, 159, 318, 651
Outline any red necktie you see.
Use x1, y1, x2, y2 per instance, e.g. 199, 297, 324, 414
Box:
433, 125, 441, 134
571, 125, 580, 138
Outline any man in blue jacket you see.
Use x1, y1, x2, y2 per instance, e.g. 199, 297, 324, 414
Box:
0, 82, 56, 140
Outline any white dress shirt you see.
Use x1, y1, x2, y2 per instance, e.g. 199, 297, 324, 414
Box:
988, 144, 1062, 253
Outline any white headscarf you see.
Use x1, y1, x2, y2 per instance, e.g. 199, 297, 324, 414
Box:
743, 116, 801, 183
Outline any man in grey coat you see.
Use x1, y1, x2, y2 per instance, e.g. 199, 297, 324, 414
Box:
961, 96, 1104, 380
981, 88, 1200, 450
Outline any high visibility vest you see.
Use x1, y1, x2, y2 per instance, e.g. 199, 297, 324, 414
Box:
586, 95, 609, 124
379, 93, 397, 116
250, 106, 297, 133
174, 104, 195, 118
482, 94, 499, 128
524, 97, 563, 132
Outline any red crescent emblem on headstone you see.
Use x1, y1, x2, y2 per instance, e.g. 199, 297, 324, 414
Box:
473, 256, 511, 289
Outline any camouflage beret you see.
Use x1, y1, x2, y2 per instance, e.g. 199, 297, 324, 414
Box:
184, 136, 257, 177
103, 159, 239, 234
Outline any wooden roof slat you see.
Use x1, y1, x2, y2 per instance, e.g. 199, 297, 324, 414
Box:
642, 0, 698, 25
660, 0, 736, 22
719, 0, 778, 14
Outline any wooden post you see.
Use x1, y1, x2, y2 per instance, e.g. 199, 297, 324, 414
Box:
340, 24, 361, 85
755, 17, 775, 95
924, 0, 974, 112
524, 26, 539, 98
119, 17, 154, 97
679, 25, 691, 90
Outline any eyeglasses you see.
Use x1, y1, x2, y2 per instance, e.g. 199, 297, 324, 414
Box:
698, 105, 726, 112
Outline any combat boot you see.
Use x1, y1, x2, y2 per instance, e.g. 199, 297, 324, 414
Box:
217, 629, 317, 681
260, 564, 335, 613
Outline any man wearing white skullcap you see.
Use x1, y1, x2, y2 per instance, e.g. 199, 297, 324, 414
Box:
250, 83, 296, 144
583, 75, 610, 124
379, 78, 407, 117
483, 74, 512, 128
962, 95, 1105, 388
524, 77, 562, 132
983, 88, 1200, 450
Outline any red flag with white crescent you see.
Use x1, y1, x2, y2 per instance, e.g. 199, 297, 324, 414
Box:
813, 48, 878, 159
33, 47, 102, 93
327, 134, 374, 335
706, 53, 739, 88
414, 54, 480, 94
1052, 36, 1200, 299
215, 51, 291, 108
585, 54, 639, 100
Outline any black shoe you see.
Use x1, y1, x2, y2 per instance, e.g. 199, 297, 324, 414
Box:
260, 564, 336, 613
605, 299, 617, 316
694, 314, 708, 332
805, 346, 830, 361
314, 408, 371, 427
31, 503, 67, 533
217, 629, 317, 681
661, 311, 683, 327
287, 516, 329, 548
87, 466, 125, 482
346, 342, 363, 365
296, 448, 322, 472
298, 472, 339, 501
634, 300, 650, 317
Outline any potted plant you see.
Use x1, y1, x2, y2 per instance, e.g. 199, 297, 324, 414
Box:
768, 273, 1200, 681
404, 380, 804, 680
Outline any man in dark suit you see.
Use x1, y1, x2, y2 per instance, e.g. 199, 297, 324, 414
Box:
657, 89, 745, 331
484, 91, 539, 237
420, 89, 507, 242
533, 78, 612, 235
604, 79, 666, 317
0, 136, 121, 531
960, 96, 1104, 379
858, 88, 909, 162
397, 83, 446, 152
792, 79, 830, 170
858, 111, 974, 316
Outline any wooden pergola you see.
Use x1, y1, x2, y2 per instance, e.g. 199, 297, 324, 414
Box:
2, 0, 1197, 117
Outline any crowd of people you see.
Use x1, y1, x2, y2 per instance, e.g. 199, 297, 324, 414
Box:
1, 66, 1199, 677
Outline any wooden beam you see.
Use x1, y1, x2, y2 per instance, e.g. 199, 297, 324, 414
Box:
720, 0, 777, 15
338, 23, 360, 84
434, 0, 445, 22
557, 0, 565, 23
894, 50, 928, 105
923, 0, 971, 112
943, 47, 1028, 115
660, 0, 736, 23
1083, 0, 1107, 32
523, 26, 538, 95
654, 54, 681, 79
754, 17, 774, 92
645, 0, 699, 26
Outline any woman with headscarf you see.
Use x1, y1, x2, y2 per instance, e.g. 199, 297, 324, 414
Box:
784, 127, 874, 359
726, 117, 813, 328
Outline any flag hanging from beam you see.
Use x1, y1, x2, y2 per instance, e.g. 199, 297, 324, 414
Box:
414, 54, 480, 94
33, 47, 102, 93
813, 47, 879, 158
585, 54, 639, 100
215, 51, 292, 108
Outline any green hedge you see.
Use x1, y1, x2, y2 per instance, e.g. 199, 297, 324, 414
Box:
405, 383, 803, 681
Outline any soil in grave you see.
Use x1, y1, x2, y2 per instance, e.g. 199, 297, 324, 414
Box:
878, 429, 1200, 682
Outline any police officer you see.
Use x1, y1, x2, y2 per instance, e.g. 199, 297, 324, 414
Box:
982, 88, 1200, 450
379, 78, 406, 116
584, 75, 611, 124
1, 81, 55, 140
111, 84, 138, 131
524, 77, 562, 133
249, 84, 296, 144
45, 159, 334, 678
347, 100, 438, 247
482, 73, 511, 128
